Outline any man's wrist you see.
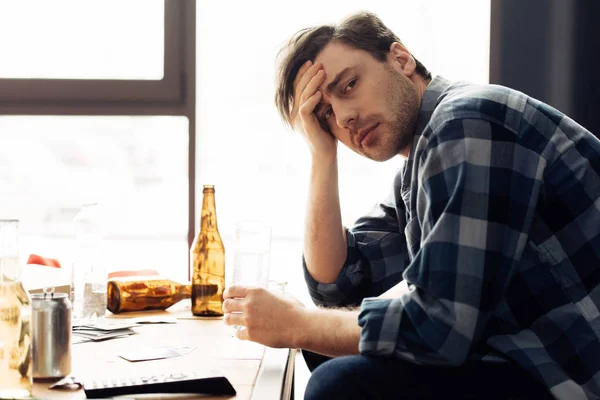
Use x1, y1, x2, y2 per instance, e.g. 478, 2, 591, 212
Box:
291, 307, 316, 349
310, 150, 337, 167
290, 307, 362, 356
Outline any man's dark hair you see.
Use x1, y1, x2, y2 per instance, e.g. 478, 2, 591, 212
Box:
275, 12, 431, 128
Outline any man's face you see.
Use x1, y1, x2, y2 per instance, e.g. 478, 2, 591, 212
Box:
313, 41, 420, 161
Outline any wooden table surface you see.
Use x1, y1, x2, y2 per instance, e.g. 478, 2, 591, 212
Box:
32, 306, 295, 400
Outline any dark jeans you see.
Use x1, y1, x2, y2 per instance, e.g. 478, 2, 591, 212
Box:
302, 350, 554, 400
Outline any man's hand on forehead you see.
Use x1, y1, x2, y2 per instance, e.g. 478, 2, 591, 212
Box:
288, 59, 337, 157
291, 60, 324, 124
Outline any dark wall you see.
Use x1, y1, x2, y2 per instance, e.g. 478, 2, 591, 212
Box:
490, 0, 600, 136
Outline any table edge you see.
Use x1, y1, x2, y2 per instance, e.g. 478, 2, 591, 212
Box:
251, 347, 296, 400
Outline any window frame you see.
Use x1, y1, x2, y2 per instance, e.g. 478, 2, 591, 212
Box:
0, 0, 197, 275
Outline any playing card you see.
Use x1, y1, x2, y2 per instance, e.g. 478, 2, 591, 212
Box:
74, 321, 137, 331
118, 347, 182, 362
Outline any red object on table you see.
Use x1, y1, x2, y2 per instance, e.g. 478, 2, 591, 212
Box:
26, 254, 160, 279
27, 254, 61, 268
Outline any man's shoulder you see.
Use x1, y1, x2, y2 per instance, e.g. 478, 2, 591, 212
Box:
430, 79, 528, 129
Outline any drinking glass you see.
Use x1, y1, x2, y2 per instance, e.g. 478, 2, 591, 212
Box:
231, 221, 271, 289
268, 280, 288, 296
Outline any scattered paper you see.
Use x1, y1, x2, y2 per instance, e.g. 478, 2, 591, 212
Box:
72, 321, 137, 344
119, 347, 181, 362
131, 316, 178, 324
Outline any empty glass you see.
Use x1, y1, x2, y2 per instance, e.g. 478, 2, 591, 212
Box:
231, 222, 271, 289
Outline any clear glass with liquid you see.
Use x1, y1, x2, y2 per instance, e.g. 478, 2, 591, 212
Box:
231, 222, 271, 288
81, 281, 107, 319
0, 220, 33, 399
72, 203, 107, 322
229, 222, 271, 332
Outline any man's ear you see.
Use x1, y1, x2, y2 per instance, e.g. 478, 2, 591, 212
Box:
388, 42, 416, 76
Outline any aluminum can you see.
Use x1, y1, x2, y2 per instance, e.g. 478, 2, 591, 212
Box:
31, 292, 72, 378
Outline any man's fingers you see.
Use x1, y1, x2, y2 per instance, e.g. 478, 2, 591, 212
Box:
293, 60, 312, 88
300, 70, 326, 105
235, 327, 250, 341
294, 63, 322, 108
223, 312, 244, 327
222, 298, 245, 313
294, 69, 326, 130
223, 285, 250, 299
299, 90, 322, 119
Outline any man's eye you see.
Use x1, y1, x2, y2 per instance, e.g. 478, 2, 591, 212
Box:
344, 79, 357, 93
324, 108, 333, 119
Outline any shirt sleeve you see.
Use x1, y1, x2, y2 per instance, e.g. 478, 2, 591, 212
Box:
358, 118, 546, 365
303, 170, 411, 308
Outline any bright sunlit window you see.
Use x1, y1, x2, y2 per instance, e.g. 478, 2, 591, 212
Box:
0, 0, 164, 80
0, 116, 189, 281
196, 1, 491, 288
0, 1, 191, 284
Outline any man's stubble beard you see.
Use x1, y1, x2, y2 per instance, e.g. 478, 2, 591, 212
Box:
364, 69, 420, 162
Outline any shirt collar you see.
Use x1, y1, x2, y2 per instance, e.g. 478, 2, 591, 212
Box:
413, 75, 453, 148
400, 75, 453, 195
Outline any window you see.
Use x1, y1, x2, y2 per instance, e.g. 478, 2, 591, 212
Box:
196, 1, 491, 291
0, 116, 189, 279
0, 0, 186, 104
1, 0, 195, 283
0, 0, 164, 80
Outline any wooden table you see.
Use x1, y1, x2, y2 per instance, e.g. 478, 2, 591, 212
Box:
33, 307, 295, 400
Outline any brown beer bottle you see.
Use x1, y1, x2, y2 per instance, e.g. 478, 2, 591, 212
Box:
106, 276, 191, 313
190, 185, 225, 316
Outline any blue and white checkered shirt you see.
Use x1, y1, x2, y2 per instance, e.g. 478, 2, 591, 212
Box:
304, 76, 600, 399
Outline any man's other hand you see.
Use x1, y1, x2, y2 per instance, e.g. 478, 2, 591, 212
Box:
222, 285, 306, 348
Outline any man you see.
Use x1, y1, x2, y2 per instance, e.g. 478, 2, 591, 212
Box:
222, 11, 600, 400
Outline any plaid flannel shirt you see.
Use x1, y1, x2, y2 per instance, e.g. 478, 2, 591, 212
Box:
303, 76, 600, 399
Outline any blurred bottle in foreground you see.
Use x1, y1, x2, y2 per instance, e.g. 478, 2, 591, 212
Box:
107, 277, 191, 313
190, 185, 225, 316
72, 203, 107, 321
0, 219, 33, 399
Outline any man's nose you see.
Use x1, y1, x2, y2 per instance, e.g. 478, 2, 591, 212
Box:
334, 103, 358, 131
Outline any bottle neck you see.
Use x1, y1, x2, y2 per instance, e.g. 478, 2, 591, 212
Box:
0, 220, 20, 283
200, 192, 219, 232
179, 283, 192, 298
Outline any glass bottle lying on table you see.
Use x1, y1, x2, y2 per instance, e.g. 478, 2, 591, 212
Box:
107, 277, 191, 314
